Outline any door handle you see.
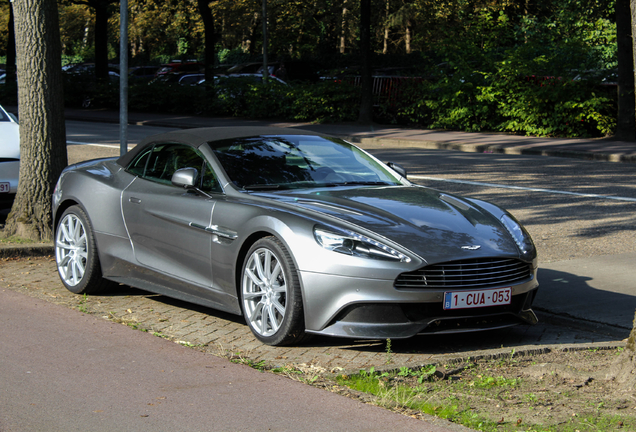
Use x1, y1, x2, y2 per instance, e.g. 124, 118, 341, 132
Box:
129, 197, 142, 204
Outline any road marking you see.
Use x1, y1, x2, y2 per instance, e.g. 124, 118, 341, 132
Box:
67, 141, 134, 149
411, 175, 636, 203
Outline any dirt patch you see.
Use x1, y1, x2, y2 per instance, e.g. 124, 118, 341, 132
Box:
305, 348, 636, 431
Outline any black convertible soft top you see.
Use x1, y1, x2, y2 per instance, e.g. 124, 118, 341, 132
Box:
116, 126, 323, 168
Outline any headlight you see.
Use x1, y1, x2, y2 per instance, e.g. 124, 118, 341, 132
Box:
314, 227, 411, 263
500, 214, 535, 256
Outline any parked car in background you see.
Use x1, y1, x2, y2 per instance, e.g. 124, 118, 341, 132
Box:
155, 62, 203, 77
226, 73, 288, 86
53, 127, 539, 346
129, 66, 160, 81
150, 72, 200, 85
64, 63, 120, 76
226, 62, 263, 75
0, 104, 20, 208
226, 61, 319, 82
178, 73, 205, 86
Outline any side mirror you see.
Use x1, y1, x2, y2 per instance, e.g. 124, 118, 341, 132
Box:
386, 162, 407, 179
171, 167, 199, 188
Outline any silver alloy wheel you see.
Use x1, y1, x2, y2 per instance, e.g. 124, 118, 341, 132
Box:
242, 247, 288, 337
55, 213, 88, 287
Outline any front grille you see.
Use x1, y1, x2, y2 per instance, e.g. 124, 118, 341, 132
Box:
395, 257, 532, 290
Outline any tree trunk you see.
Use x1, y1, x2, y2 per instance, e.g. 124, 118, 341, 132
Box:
5, 0, 68, 242
609, 0, 636, 389
197, 0, 216, 87
358, 0, 373, 124
340, 0, 348, 54
607, 310, 636, 390
383, 0, 389, 55
615, 0, 636, 140
94, 0, 110, 83
405, 19, 411, 54
631, 0, 636, 132
6, 3, 16, 87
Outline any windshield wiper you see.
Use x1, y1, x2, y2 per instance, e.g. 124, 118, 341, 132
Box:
322, 181, 393, 187
243, 184, 281, 191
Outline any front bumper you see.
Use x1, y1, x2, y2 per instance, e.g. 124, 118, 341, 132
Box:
300, 270, 539, 340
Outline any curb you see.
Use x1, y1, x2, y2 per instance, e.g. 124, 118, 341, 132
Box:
0, 244, 54, 258
345, 136, 636, 164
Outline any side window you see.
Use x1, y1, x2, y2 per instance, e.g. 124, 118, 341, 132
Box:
127, 147, 152, 176
127, 143, 222, 193
201, 162, 223, 193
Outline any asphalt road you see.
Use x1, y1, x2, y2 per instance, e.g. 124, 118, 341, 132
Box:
0, 287, 461, 432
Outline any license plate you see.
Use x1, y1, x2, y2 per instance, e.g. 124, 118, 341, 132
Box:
444, 287, 511, 310
0, 183, 9, 193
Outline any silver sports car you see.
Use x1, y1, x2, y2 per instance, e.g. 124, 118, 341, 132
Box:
53, 127, 538, 346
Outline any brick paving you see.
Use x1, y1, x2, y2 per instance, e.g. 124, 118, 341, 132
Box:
1, 255, 624, 374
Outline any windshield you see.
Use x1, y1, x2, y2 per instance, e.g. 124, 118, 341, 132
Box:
211, 135, 402, 190
0, 105, 10, 122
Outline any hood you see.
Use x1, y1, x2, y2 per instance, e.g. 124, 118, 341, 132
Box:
0, 121, 20, 159
263, 185, 521, 263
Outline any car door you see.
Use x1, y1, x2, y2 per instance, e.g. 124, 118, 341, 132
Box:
121, 143, 222, 289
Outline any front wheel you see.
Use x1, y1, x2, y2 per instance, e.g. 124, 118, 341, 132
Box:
55, 205, 111, 294
241, 237, 306, 346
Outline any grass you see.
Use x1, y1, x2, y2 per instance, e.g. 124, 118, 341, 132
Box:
331, 355, 636, 432
0, 235, 45, 245
77, 293, 89, 313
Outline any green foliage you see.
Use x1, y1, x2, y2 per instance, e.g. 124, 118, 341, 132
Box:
128, 81, 207, 114
396, 365, 437, 383
384, 33, 617, 137
284, 81, 360, 123
217, 47, 257, 66
471, 375, 520, 388
45, 0, 621, 137
337, 367, 489, 427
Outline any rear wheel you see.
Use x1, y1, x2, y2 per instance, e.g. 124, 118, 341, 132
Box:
55, 205, 111, 294
241, 237, 306, 346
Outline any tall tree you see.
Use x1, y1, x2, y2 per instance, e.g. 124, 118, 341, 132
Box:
608, 0, 636, 390
358, 0, 372, 124
198, 0, 216, 91
67, 0, 117, 82
5, 0, 68, 241
615, 0, 635, 140
340, 0, 348, 53
5, 2, 16, 90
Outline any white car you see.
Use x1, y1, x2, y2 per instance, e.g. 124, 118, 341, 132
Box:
0, 104, 19, 208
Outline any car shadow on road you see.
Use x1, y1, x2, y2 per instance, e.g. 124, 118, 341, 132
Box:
534, 267, 634, 338
100, 284, 248, 325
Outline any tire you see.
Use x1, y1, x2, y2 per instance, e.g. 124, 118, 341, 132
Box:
55, 205, 111, 294
241, 237, 306, 346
